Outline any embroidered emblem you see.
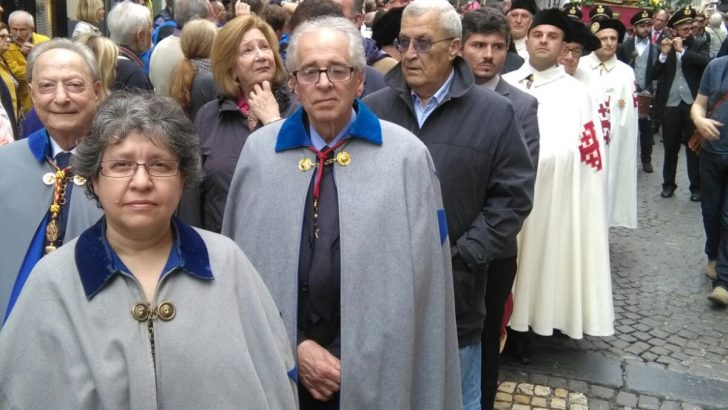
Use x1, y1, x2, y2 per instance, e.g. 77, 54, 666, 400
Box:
618, 98, 626, 109
597, 98, 611, 145
579, 121, 603, 171
591, 22, 600, 33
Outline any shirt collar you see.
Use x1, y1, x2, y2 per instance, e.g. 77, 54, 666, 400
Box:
309, 108, 357, 150
521, 63, 565, 88
75, 217, 214, 300
28, 128, 78, 161
411, 69, 455, 109
275, 98, 382, 152
588, 52, 617, 72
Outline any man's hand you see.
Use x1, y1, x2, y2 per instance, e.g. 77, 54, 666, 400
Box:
660, 38, 672, 55
695, 116, 723, 141
672, 37, 684, 53
297, 339, 341, 401
20, 41, 33, 55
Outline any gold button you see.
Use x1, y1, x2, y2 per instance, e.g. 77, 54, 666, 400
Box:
335, 151, 351, 166
298, 157, 314, 172
157, 302, 176, 321
131, 303, 150, 321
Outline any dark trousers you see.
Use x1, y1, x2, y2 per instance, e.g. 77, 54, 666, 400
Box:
480, 256, 518, 410
699, 149, 728, 289
639, 117, 654, 164
661, 102, 700, 193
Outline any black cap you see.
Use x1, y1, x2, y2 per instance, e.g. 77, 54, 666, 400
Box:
668, 6, 696, 28
510, 0, 537, 15
372, 6, 403, 48
630, 9, 653, 26
562, 3, 583, 21
568, 20, 601, 52
530, 8, 574, 42
590, 18, 626, 43
589, 4, 614, 22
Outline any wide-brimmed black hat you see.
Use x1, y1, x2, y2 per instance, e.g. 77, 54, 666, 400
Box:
589, 4, 614, 22
510, 0, 538, 15
529, 8, 574, 42
668, 6, 696, 28
372, 6, 403, 48
590, 18, 626, 43
568, 20, 601, 51
562, 3, 583, 21
630, 9, 653, 26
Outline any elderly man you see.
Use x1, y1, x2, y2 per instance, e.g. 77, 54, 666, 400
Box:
2, 11, 50, 114
222, 16, 461, 409
0, 39, 103, 322
652, 6, 710, 201
620, 9, 659, 173
459, 8, 539, 409
575, 18, 639, 229
149, 0, 210, 96
652, 9, 669, 44
507, 0, 537, 59
107, 1, 154, 92
503, 9, 613, 340
364, 0, 534, 407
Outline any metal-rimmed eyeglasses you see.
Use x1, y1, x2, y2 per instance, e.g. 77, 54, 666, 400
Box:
561, 45, 583, 58
292, 66, 355, 85
394, 37, 455, 53
99, 160, 180, 178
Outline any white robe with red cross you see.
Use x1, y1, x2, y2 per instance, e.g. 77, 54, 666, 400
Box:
576, 52, 639, 229
503, 63, 614, 338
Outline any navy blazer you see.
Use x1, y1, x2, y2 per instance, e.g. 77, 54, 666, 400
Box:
495, 77, 540, 168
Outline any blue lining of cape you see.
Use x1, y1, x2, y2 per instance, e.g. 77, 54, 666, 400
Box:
75, 217, 213, 299
437, 209, 448, 245
275, 99, 382, 152
28, 128, 51, 162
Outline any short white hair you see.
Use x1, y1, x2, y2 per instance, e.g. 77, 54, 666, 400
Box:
8, 10, 35, 28
107, 1, 152, 45
402, 0, 462, 39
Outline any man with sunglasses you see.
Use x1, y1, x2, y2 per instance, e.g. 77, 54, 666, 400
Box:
653, 6, 710, 201
364, 0, 535, 407
224, 15, 462, 409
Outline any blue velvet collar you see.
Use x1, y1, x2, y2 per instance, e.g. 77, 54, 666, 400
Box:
28, 128, 52, 162
275, 98, 382, 152
75, 217, 213, 299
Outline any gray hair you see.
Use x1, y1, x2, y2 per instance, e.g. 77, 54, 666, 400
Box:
107, 1, 152, 46
174, 0, 211, 28
74, 91, 203, 203
402, 0, 462, 39
710, 12, 723, 28
26, 38, 100, 84
286, 16, 366, 73
8, 10, 35, 28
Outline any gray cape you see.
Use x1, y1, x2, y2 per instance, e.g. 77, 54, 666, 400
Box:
0, 134, 102, 321
0, 221, 298, 409
221, 105, 462, 409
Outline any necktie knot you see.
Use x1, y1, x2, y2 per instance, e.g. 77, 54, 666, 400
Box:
55, 152, 72, 170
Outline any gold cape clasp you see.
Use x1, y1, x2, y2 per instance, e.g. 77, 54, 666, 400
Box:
298, 157, 315, 172
335, 151, 351, 166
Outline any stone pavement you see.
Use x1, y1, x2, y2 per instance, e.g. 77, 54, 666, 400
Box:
495, 143, 728, 409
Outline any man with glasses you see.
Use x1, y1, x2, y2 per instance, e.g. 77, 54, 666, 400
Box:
365, 0, 534, 407
2, 11, 49, 115
652, 6, 709, 201
223, 16, 461, 409
575, 18, 639, 229
459, 7, 539, 409
0, 39, 102, 323
503, 8, 614, 346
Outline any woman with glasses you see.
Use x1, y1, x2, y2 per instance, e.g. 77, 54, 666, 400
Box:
179, 15, 297, 233
0, 91, 297, 408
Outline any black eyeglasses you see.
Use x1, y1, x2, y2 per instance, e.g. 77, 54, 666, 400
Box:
292, 66, 355, 85
100, 160, 180, 178
394, 37, 455, 53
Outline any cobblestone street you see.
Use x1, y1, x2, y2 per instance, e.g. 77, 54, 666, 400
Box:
495, 142, 728, 409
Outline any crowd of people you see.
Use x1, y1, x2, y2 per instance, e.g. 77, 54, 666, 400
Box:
0, 0, 726, 409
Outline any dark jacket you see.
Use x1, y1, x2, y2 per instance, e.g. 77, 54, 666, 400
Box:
179, 89, 298, 232
651, 36, 710, 119
113, 45, 154, 92
363, 58, 535, 346
619, 35, 658, 93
